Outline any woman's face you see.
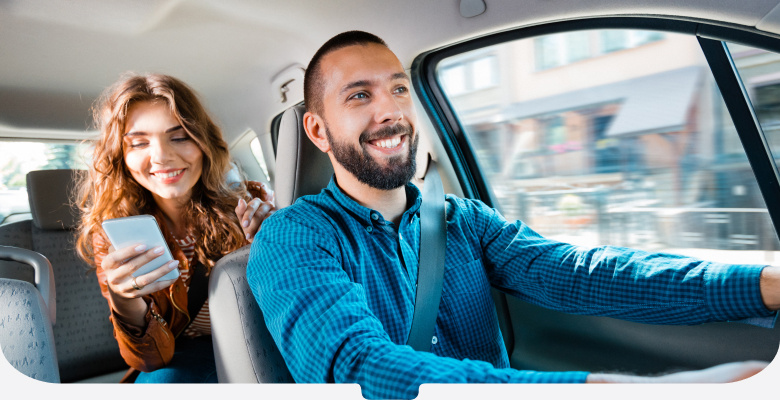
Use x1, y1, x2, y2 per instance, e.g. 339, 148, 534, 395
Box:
122, 101, 204, 208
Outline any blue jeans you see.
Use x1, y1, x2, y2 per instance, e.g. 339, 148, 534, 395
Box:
135, 335, 218, 383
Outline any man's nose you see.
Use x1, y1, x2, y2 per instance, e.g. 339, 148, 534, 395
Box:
373, 91, 404, 125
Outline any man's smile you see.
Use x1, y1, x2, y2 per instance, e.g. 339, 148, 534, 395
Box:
366, 134, 408, 154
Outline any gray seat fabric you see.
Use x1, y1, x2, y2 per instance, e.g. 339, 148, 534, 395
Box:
210, 104, 333, 383
274, 104, 334, 208
209, 246, 293, 383
0, 169, 128, 382
0, 246, 60, 383
0, 221, 35, 284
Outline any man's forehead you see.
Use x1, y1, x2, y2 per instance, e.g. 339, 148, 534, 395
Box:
320, 43, 407, 89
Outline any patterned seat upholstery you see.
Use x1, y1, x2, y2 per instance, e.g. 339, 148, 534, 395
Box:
0, 169, 128, 382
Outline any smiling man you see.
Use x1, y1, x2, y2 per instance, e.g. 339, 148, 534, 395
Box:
246, 31, 780, 399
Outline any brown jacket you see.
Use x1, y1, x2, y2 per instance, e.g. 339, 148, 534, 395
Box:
93, 181, 267, 376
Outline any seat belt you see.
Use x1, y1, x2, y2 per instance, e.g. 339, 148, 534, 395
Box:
406, 157, 447, 352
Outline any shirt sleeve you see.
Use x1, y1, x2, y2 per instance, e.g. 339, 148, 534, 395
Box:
246, 205, 588, 400
455, 197, 776, 326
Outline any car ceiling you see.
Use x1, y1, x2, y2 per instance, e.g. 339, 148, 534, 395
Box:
2, 0, 780, 145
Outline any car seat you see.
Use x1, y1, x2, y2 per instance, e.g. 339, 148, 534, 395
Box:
209, 104, 329, 382
0, 245, 59, 383
0, 169, 128, 382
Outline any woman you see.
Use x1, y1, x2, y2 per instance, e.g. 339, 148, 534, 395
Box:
75, 73, 275, 383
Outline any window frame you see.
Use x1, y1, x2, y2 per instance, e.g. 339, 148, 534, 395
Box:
411, 16, 780, 237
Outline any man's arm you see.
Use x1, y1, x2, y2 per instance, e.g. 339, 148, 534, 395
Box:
761, 266, 780, 310
587, 361, 767, 383
454, 197, 776, 326
246, 205, 588, 399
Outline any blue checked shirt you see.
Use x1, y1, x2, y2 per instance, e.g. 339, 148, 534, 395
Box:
247, 177, 775, 399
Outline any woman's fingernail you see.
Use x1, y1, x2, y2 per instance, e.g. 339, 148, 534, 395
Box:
135, 244, 147, 253
169, 260, 179, 269
243, 220, 249, 227
153, 246, 164, 254
246, 232, 251, 240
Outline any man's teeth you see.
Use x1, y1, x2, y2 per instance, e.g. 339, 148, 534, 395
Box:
156, 170, 183, 178
375, 137, 402, 149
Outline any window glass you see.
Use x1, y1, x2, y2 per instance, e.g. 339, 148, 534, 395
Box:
0, 140, 90, 224
472, 56, 498, 90
439, 55, 498, 94
727, 42, 780, 164
436, 29, 780, 263
250, 136, 270, 182
440, 64, 467, 95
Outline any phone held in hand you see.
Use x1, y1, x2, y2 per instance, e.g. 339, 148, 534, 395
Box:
101, 215, 181, 282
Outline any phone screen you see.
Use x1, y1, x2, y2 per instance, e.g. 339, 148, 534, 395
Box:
101, 215, 180, 282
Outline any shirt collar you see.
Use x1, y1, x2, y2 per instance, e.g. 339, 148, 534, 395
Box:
325, 175, 423, 225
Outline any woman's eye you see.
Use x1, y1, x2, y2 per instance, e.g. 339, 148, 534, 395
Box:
172, 136, 190, 142
128, 141, 148, 148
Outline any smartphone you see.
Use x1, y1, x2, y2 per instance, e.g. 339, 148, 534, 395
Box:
101, 215, 180, 282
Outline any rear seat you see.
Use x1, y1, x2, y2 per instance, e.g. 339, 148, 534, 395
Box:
0, 169, 128, 382
0, 245, 59, 383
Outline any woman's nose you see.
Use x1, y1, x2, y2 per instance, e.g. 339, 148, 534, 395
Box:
149, 140, 172, 164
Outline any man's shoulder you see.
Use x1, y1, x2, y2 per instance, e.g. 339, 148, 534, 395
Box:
272, 191, 330, 217
444, 193, 491, 215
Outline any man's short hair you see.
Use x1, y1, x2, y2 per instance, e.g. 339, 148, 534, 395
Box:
303, 31, 388, 116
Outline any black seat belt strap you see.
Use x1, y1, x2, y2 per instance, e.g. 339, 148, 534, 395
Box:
406, 158, 446, 352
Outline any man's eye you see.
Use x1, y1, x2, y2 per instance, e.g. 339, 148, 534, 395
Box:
349, 92, 368, 100
394, 86, 409, 94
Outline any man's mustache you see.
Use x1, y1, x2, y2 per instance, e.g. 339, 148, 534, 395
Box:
359, 123, 414, 144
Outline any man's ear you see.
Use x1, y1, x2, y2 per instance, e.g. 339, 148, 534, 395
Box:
303, 111, 331, 153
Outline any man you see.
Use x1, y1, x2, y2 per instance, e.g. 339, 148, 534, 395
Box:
247, 31, 779, 399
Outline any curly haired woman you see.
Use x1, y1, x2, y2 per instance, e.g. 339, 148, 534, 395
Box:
75, 73, 275, 383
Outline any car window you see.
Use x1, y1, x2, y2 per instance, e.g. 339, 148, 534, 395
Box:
728, 42, 780, 170
249, 136, 271, 183
0, 140, 90, 224
435, 28, 780, 261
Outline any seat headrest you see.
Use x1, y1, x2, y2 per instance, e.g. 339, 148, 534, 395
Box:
26, 169, 83, 230
274, 104, 334, 208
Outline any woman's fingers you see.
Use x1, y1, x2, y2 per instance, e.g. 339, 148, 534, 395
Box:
124, 260, 180, 297
244, 201, 274, 242
101, 243, 149, 271
235, 198, 247, 221
105, 245, 178, 298
258, 182, 275, 205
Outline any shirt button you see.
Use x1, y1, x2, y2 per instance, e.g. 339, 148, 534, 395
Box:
365, 226, 373, 233
431, 336, 438, 345
371, 213, 379, 221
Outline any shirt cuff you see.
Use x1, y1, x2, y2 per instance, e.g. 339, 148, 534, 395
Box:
704, 263, 776, 324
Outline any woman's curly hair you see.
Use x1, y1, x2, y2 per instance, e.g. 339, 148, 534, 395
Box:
75, 73, 249, 269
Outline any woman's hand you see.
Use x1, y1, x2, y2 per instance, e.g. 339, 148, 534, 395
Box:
236, 182, 276, 243
101, 244, 179, 327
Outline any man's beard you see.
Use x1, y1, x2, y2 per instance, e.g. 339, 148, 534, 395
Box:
325, 122, 419, 190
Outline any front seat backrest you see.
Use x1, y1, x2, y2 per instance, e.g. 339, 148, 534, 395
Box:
209, 246, 293, 383
210, 104, 332, 383
274, 104, 334, 208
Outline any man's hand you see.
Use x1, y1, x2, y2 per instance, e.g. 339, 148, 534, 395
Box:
586, 360, 767, 383
760, 266, 780, 311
